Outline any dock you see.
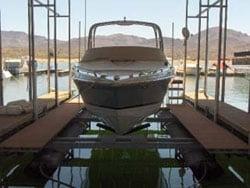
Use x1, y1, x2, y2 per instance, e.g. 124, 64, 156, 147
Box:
22, 69, 69, 77
169, 104, 249, 152
0, 98, 82, 152
197, 100, 250, 143
185, 92, 250, 143
22, 69, 57, 76
0, 91, 70, 141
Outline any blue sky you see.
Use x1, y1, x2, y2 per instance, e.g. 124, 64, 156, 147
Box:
0, 0, 249, 40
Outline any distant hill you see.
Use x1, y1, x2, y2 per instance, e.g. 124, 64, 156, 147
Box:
2, 27, 250, 59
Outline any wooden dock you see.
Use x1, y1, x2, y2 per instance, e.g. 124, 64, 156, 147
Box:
197, 100, 250, 143
22, 69, 57, 76
0, 91, 69, 141
169, 104, 249, 152
185, 92, 250, 143
185, 91, 214, 101
0, 98, 82, 152
22, 69, 69, 77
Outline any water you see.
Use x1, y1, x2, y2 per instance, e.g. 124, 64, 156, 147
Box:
1, 133, 249, 187
0, 62, 249, 187
186, 76, 249, 112
2, 62, 249, 112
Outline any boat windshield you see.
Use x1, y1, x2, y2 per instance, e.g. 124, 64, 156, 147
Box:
88, 20, 164, 51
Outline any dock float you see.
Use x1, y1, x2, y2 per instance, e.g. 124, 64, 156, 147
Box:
169, 104, 249, 153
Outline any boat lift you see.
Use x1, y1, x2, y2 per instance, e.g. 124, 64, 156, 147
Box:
183, 0, 228, 122
27, 0, 73, 119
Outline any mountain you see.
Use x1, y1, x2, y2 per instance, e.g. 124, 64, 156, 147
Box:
2, 27, 250, 59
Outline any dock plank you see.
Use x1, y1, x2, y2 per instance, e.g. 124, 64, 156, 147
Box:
0, 91, 70, 140
0, 98, 82, 151
198, 100, 250, 139
169, 104, 249, 151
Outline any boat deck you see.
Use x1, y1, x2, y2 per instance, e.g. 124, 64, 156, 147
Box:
0, 91, 69, 141
169, 104, 249, 152
0, 98, 82, 152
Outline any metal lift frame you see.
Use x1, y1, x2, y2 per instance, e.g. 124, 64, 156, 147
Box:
0, 11, 3, 106
28, 0, 72, 120
183, 0, 228, 122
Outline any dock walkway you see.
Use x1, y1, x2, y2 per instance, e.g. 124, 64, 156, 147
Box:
198, 100, 250, 142
169, 104, 249, 152
0, 91, 70, 142
185, 92, 250, 143
0, 98, 82, 152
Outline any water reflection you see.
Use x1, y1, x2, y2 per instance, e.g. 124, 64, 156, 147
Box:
43, 148, 196, 188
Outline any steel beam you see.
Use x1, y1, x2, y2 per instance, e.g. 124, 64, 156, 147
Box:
221, 0, 228, 102
78, 21, 81, 62
68, 0, 72, 97
194, 0, 202, 109
30, 0, 38, 120
171, 22, 174, 66
34, 0, 60, 16
47, 0, 51, 93
204, 0, 210, 97
28, 1, 33, 102
84, 0, 87, 53
183, 0, 189, 101
52, 136, 196, 149
0, 11, 3, 106
214, 0, 224, 122
54, 0, 59, 106
195, 0, 220, 17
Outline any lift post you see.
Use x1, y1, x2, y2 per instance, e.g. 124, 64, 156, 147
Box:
0, 11, 3, 106
28, 0, 72, 118
184, 0, 228, 122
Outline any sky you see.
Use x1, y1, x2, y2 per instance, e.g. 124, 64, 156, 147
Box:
0, 0, 250, 40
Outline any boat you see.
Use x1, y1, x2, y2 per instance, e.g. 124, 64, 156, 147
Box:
74, 20, 174, 134
177, 63, 202, 76
4, 59, 24, 75
2, 70, 12, 79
